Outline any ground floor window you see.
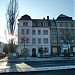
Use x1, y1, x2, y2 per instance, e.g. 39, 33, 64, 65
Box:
73, 47, 75, 52
52, 47, 57, 53
44, 47, 49, 53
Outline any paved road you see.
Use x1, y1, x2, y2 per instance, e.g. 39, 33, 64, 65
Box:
0, 59, 75, 75
24, 60, 75, 67
0, 69, 75, 75
1, 59, 75, 69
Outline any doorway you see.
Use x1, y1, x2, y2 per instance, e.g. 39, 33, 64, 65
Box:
32, 48, 36, 57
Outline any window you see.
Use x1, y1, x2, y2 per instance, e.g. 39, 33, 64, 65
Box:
32, 30, 36, 35
51, 38, 57, 44
60, 23, 63, 27
26, 29, 29, 34
32, 38, 36, 44
52, 47, 57, 53
71, 23, 74, 27
38, 38, 41, 44
51, 29, 57, 35
43, 38, 48, 44
43, 22, 48, 26
65, 23, 67, 27
26, 38, 29, 43
37, 22, 41, 26
33, 22, 36, 26
21, 29, 24, 34
23, 22, 28, 26
51, 22, 55, 27
44, 47, 49, 53
38, 30, 41, 35
43, 30, 48, 35
21, 38, 25, 43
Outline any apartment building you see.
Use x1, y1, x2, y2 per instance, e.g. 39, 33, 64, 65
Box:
50, 14, 75, 56
18, 14, 75, 57
18, 14, 51, 56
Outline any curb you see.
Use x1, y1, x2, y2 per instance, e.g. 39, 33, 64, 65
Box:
6, 58, 75, 62
0, 58, 75, 62
0, 65, 75, 73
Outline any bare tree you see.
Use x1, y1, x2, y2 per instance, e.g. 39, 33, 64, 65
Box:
6, 0, 18, 58
63, 28, 72, 58
59, 28, 72, 58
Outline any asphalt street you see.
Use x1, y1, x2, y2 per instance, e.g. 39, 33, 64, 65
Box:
23, 60, 75, 67
1, 58, 75, 69
1, 69, 75, 75
1, 57, 75, 74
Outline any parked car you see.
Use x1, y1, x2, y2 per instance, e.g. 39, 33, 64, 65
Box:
0, 53, 6, 58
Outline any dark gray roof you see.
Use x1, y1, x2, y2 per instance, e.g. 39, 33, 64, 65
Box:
18, 14, 31, 20
58, 14, 68, 17
56, 14, 73, 21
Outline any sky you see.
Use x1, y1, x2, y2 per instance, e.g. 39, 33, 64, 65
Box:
0, 0, 74, 43
18, 0, 74, 19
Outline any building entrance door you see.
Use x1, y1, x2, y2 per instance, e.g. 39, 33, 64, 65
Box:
32, 48, 36, 57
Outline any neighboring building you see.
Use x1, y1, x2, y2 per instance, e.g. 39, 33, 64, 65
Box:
50, 14, 75, 56
18, 14, 75, 57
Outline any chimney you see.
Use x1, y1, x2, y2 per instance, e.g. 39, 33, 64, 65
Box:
47, 16, 49, 20
43, 18, 45, 20
53, 18, 55, 20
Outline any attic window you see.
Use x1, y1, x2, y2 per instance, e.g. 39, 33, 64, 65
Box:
23, 22, 28, 26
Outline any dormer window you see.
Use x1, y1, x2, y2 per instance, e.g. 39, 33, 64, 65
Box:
23, 22, 28, 26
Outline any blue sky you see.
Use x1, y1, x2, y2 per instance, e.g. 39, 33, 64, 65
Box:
18, 0, 74, 19
0, 0, 74, 43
